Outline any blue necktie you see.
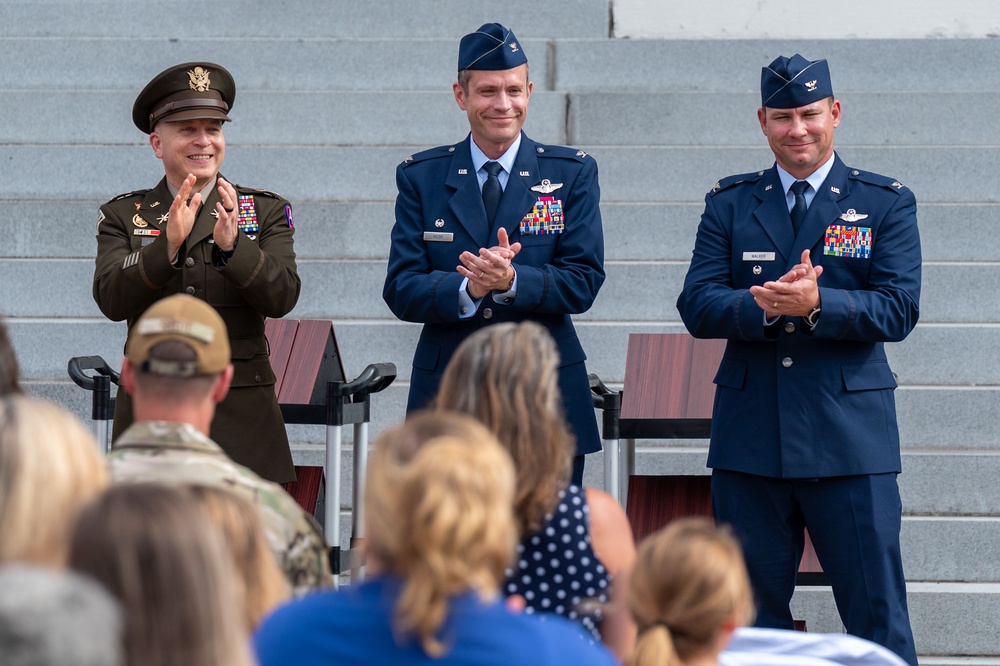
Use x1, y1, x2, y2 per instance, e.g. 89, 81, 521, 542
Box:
482, 161, 503, 226
790, 180, 810, 235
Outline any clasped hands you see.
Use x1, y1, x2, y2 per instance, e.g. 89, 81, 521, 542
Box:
166, 174, 240, 262
749, 249, 823, 318
458, 228, 521, 299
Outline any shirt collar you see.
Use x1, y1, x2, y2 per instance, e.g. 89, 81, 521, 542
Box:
470, 133, 521, 176
776, 152, 835, 196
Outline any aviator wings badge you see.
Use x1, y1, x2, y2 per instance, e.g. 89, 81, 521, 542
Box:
530, 179, 563, 194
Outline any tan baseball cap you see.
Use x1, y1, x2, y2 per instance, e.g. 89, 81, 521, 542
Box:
126, 295, 230, 377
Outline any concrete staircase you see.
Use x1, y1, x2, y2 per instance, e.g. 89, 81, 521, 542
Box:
2, 1, 998, 660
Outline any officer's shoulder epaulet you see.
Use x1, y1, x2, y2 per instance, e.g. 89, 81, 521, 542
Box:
234, 185, 283, 199
104, 189, 150, 205
534, 143, 591, 162
847, 168, 908, 194
708, 170, 764, 196
400, 144, 455, 167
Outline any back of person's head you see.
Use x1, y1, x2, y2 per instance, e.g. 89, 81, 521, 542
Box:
185, 484, 290, 629
627, 518, 754, 666
367, 413, 518, 657
123, 294, 231, 408
0, 319, 21, 396
67, 483, 254, 666
0, 564, 123, 666
436, 321, 573, 532
0, 395, 106, 566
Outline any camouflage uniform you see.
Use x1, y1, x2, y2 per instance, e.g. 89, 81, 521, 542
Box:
108, 421, 332, 595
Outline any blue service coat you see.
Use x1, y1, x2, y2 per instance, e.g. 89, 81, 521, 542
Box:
676, 154, 921, 478
383, 133, 605, 455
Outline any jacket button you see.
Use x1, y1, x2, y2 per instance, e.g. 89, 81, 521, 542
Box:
782, 357, 793, 368
460, 306, 468, 315
784, 321, 796, 334
503, 297, 513, 304
483, 308, 493, 319
185, 286, 195, 295
255, 373, 262, 383
185, 257, 195, 267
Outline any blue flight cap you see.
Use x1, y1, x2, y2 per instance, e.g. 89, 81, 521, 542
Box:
458, 23, 528, 72
761, 54, 833, 109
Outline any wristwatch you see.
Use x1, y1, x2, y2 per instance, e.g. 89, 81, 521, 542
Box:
804, 306, 822, 327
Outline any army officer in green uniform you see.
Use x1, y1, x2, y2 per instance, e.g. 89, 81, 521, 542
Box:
93, 62, 300, 484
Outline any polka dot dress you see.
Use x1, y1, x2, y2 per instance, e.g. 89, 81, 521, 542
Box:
503, 484, 611, 641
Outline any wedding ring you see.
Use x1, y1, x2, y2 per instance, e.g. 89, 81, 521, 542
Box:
773, 302, 779, 308
478, 271, 485, 278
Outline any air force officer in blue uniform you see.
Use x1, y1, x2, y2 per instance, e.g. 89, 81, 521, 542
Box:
676, 55, 920, 664
383, 24, 605, 481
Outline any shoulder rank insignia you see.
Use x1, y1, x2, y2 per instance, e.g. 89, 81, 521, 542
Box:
892, 181, 903, 189
711, 182, 722, 193
576, 150, 587, 158
839, 208, 869, 223
531, 179, 563, 194
132, 214, 147, 228
403, 155, 413, 163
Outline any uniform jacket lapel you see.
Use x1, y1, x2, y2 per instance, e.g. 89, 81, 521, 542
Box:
138, 179, 172, 229
753, 167, 793, 263
493, 133, 540, 240
187, 177, 223, 247
445, 138, 490, 247
795, 155, 851, 260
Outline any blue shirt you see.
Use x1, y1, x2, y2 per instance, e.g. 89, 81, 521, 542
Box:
254, 575, 617, 666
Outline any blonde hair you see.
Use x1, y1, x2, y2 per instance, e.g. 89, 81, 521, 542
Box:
436, 321, 573, 532
626, 518, 754, 666
68, 483, 254, 666
367, 413, 518, 657
0, 396, 107, 566
186, 484, 290, 629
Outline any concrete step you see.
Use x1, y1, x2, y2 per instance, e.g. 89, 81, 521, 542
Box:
8, 89, 988, 148
9, 316, 1000, 391
0, 1, 609, 39
0, 90, 568, 146
0, 37, 552, 92
3, 145, 995, 203
791, 583, 1000, 657
1, 258, 995, 325
553, 38, 1000, 93
3, 200, 996, 264
568, 91, 1000, 146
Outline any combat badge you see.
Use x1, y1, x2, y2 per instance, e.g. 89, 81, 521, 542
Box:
530, 179, 563, 195
132, 214, 148, 228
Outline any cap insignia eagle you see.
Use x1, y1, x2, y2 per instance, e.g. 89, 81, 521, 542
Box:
188, 67, 211, 92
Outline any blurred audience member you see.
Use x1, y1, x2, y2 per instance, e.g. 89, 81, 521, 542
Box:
254, 413, 617, 666
108, 293, 331, 593
0, 564, 123, 666
187, 484, 291, 629
0, 320, 21, 395
436, 321, 637, 657
68, 483, 254, 666
627, 518, 753, 666
0, 396, 106, 566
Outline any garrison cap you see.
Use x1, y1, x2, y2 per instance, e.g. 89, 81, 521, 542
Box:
132, 62, 235, 134
126, 295, 230, 378
761, 54, 833, 109
458, 23, 527, 71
